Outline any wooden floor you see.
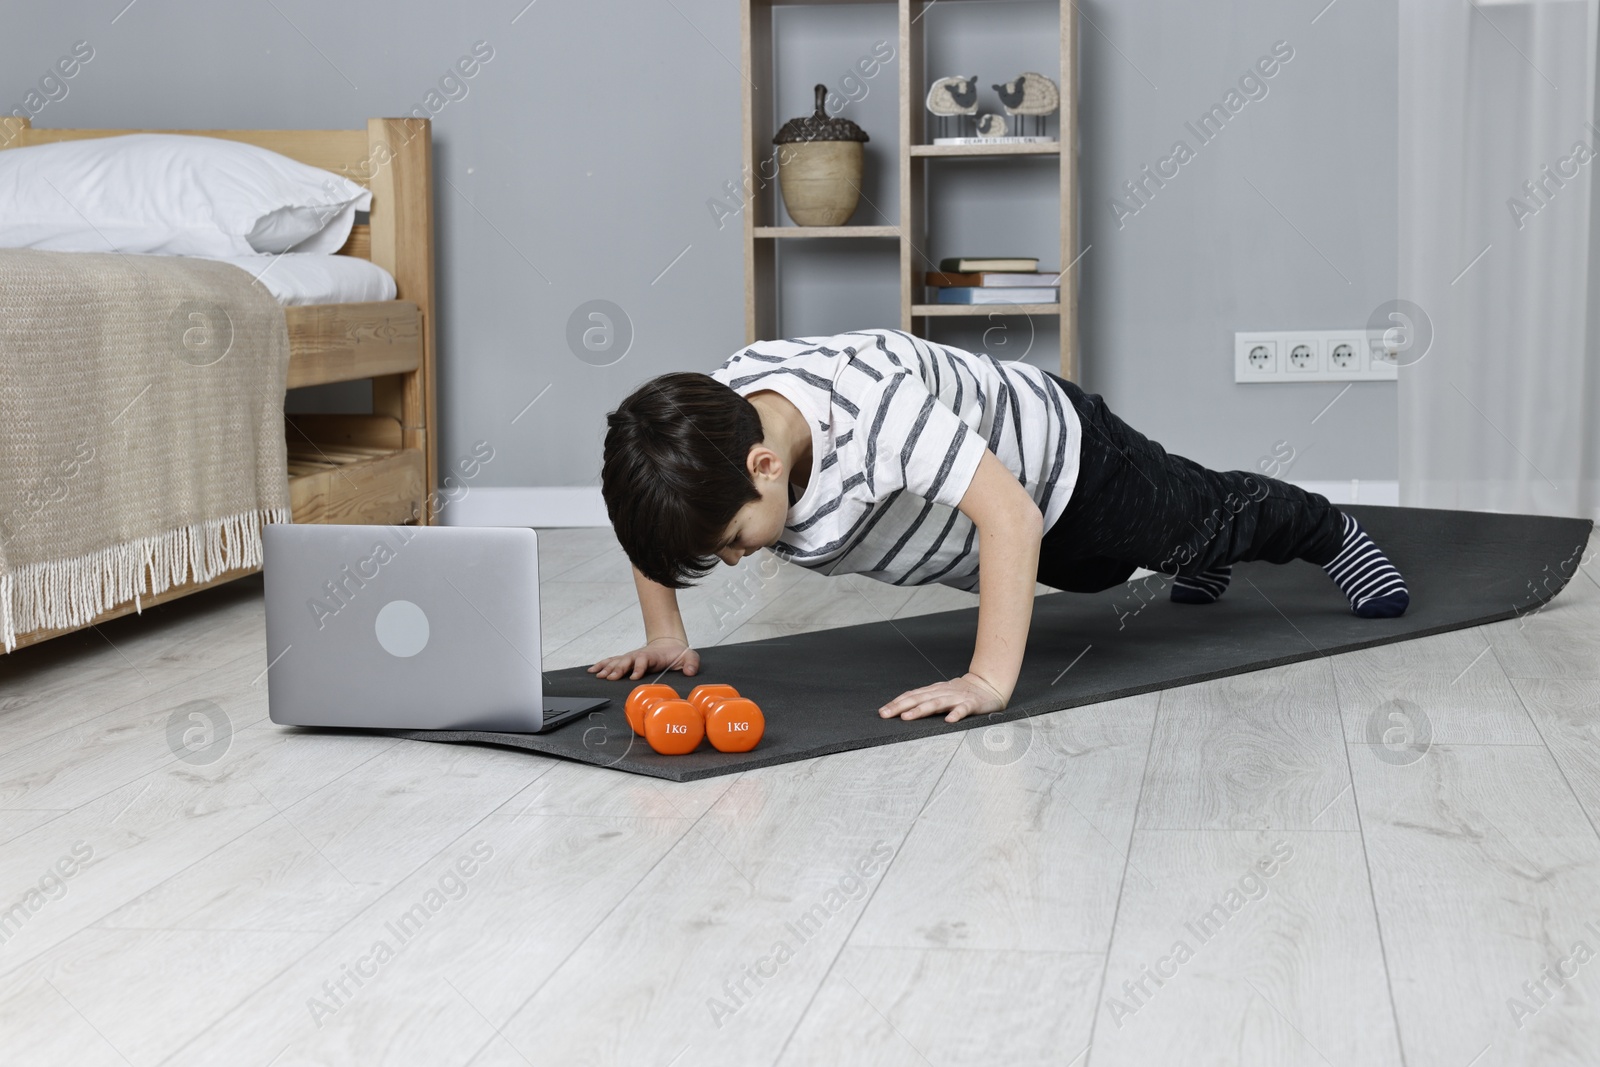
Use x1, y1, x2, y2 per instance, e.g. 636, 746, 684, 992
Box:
4, 525, 1600, 1066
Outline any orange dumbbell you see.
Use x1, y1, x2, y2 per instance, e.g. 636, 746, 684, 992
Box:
688, 683, 740, 716
705, 697, 764, 753
644, 698, 705, 755
626, 684, 678, 737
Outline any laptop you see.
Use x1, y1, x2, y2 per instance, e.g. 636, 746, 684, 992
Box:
263, 524, 608, 733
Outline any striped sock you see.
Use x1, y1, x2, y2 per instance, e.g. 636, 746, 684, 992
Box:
1322, 513, 1410, 618
1171, 564, 1232, 604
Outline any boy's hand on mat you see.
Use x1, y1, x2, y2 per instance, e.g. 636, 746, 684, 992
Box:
588, 638, 700, 681
879, 672, 1007, 723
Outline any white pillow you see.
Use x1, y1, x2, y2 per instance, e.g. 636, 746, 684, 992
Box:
0, 133, 371, 256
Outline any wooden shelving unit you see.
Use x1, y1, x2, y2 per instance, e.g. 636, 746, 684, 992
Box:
741, 0, 1078, 379
909, 141, 1062, 158
753, 225, 901, 239
911, 302, 1064, 318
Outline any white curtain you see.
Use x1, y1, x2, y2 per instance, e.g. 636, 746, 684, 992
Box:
1399, 0, 1600, 519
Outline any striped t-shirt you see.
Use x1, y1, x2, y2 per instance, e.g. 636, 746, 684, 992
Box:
708, 328, 1081, 591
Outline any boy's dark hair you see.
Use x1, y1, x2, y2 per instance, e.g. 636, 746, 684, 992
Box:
602, 372, 765, 589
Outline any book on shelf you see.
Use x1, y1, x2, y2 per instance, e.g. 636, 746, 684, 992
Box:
933, 287, 1059, 305
929, 136, 1058, 147
926, 271, 1061, 288
937, 256, 1039, 273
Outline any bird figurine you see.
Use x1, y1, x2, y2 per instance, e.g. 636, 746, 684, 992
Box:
925, 75, 978, 139
992, 72, 1060, 137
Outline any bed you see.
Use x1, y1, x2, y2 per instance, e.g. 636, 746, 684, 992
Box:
0, 117, 437, 652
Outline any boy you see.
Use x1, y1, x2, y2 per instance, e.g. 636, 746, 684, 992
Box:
591, 328, 1407, 723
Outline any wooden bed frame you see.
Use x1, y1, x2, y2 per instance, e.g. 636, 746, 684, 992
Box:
1, 117, 438, 651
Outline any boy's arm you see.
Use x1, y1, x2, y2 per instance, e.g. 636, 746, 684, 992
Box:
633, 564, 691, 645
878, 449, 1043, 722
588, 565, 702, 680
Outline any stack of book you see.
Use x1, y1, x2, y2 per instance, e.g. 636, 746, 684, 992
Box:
927, 258, 1060, 305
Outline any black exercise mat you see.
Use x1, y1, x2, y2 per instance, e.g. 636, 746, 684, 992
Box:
389, 504, 1593, 782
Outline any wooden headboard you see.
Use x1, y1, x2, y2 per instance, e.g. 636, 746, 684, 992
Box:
0, 116, 438, 513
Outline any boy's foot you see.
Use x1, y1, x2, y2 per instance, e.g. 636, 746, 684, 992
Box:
1171, 565, 1232, 604
1322, 512, 1410, 617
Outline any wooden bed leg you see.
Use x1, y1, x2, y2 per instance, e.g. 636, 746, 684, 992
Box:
367, 117, 438, 523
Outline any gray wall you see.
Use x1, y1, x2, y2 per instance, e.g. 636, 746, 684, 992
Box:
1078, 0, 1398, 483
0, 0, 1396, 492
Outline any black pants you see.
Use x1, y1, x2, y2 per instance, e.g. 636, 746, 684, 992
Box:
1036, 373, 1346, 594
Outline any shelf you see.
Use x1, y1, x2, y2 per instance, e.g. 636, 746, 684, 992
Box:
742, 0, 1078, 377
913, 303, 1063, 317
753, 225, 901, 239
909, 143, 1062, 158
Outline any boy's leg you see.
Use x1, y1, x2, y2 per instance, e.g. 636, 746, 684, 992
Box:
1039, 374, 1408, 616
1170, 564, 1234, 604
1157, 477, 1411, 617
1035, 551, 1138, 594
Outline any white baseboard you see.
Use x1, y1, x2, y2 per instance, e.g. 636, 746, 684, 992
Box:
442, 487, 608, 527
442, 479, 1402, 529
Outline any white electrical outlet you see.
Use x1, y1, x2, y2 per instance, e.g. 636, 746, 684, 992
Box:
1233, 330, 1396, 383
1234, 334, 1279, 380
1287, 339, 1319, 372
1328, 340, 1359, 372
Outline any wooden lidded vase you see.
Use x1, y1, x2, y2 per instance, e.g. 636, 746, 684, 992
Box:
774, 84, 870, 227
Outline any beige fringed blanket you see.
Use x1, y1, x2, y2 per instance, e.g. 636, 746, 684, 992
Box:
0, 249, 291, 650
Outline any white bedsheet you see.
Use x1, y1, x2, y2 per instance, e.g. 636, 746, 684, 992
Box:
202, 253, 397, 306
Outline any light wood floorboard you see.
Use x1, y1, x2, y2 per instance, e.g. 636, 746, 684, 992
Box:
1349, 743, 1600, 1066
1137, 658, 1358, 832
850, 694, 1156, 954
777, 947, 1103, 1067
1088, 829, 1402, 1066
1333, 625, 1542, 745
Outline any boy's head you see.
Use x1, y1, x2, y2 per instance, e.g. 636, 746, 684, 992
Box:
602, 372, 789, 589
